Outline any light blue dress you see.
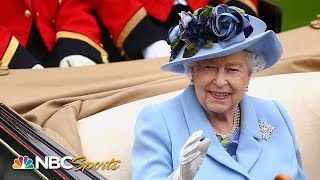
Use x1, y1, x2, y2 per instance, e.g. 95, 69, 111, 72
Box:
132, 86, 306, 180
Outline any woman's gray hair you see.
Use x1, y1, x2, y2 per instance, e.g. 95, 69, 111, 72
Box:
247, 52, 266, 74
183, 52, 266, 78
184, 61, 195, 79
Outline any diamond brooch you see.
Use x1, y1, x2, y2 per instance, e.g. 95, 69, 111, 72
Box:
259, 120, 275, 140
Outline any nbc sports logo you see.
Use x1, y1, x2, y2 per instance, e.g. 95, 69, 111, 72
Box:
12, 155, 74, 170
12, 155, 34, 169
11, 155, 121, 171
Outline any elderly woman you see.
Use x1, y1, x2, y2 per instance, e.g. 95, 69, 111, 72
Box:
132, 5, 306, 180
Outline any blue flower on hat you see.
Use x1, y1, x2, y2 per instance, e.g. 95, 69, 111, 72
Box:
167, 5, 253, 61
168, 25, 180, 45
212, 5, 253, 48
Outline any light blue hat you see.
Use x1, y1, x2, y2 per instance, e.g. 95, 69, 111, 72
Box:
161, 5, 283, 73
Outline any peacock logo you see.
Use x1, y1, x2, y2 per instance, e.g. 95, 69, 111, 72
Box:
12, 155, 34, 169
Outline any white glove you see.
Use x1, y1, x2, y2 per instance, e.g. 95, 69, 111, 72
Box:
59, 55, 96, 67
32, 64, 44, 69
142, 40, 171, 59
173, 130, 211, 180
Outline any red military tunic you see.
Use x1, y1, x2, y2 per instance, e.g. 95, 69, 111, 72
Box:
94, 0, 168, 60
0, 0, 106, 68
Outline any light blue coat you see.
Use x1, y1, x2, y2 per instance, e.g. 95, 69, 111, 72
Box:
132, 86, 306, 180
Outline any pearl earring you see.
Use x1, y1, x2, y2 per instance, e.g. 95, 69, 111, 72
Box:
190, 79, 194, 85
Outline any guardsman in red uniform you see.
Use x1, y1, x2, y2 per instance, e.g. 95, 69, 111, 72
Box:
94, 0, 171, 61
139, 0, 259, 29
0, 0, 107, 69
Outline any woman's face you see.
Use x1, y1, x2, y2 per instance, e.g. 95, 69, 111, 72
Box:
192, 51, 251, 116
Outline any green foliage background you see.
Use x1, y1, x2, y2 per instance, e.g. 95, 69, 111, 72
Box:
269, 0, 320, 32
